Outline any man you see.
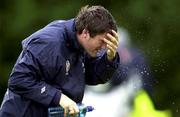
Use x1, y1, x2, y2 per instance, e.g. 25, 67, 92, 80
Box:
0, 5, 119, 117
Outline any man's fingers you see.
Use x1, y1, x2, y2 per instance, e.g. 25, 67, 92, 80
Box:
104, 30, 119, 61
103, 38, 118, 50
74, 105, 79, 113
106, 33, 118, 46
64, 105, 79, 116
64, 107, 68, 117
68, 107, 75, 115
107, 44, 115, 54
111, 30, 118, 40
107, 45, 116, 58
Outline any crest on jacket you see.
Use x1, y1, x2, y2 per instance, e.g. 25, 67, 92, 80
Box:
65, 60, 70, 75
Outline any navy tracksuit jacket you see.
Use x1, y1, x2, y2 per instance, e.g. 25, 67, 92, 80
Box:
0, 19, 119, 117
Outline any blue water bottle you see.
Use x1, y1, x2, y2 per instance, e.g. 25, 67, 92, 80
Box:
48, 103, 94, 117
73, 104, 94, 117
48, 106, 64, 117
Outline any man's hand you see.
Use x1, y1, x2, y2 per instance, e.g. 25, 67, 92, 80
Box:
103, 30, 119, 61
59, 93, 79, 117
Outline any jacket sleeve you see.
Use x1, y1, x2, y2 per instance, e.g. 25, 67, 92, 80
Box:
85, 52, 120, 85
8, 38, 62, 107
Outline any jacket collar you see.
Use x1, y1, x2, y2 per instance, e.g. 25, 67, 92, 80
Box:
64, 19, 83, 52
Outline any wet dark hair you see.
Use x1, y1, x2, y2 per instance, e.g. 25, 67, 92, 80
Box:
75, 5, 117, 37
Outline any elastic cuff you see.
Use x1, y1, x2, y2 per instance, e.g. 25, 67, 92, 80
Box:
105, 52, 120, 69
50, 91, 61, 106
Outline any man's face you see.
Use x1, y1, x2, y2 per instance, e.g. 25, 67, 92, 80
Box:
83, 33, 107, 57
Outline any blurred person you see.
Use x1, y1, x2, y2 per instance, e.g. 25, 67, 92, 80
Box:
83, 27, 153, 117
0, 5, 119, 117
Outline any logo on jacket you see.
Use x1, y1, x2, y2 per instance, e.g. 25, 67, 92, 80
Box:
66, 60, 70, 75
41, 86, 46, 94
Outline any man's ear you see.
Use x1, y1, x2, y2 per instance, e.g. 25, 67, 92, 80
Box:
82, 29, 90, 39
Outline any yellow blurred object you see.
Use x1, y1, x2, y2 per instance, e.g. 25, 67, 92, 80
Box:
131, 90, 172, 117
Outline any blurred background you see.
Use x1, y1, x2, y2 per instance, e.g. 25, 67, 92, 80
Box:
0, 0, 179, 117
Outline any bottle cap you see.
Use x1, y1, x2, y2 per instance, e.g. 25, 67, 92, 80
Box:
86, 106, 94, 112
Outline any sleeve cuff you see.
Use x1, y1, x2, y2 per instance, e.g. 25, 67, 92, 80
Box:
104, 52, 120, 69
50, 91, 61, 106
